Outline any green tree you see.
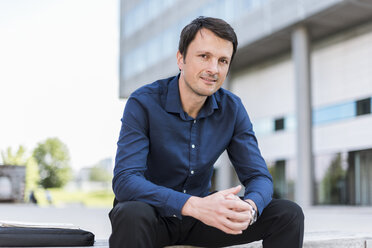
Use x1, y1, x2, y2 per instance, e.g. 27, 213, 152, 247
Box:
1, 145, 27, 165
89, 164, 112, 182
25, 156, 40, 193
33, 138, 72, 188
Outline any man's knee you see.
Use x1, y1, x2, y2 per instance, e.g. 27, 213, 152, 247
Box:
272, 199, 304, 227
110, 201, 158, 225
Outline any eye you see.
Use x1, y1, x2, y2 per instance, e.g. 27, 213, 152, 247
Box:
220, 59, 229, 65
199, 54, 208, 59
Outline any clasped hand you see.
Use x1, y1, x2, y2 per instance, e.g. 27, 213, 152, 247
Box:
181, 185, 253, 235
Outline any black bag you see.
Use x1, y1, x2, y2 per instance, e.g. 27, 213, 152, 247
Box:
0, 226, 95, 247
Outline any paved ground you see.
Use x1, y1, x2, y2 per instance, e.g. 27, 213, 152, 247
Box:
1, 203, 372, 240
0, 203, 111, 239
303, 205, 372, 235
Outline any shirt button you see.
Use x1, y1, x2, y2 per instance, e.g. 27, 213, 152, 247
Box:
173, 214, 177, 218
191, 144, 195, 149
190, 170, 194, 175
193, 120, 196, 124
183, 189, 187, 193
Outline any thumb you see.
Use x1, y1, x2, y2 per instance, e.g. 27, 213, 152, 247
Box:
220, 185, 242, 196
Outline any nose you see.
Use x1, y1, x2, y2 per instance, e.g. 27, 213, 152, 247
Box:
206, 58, 219, 75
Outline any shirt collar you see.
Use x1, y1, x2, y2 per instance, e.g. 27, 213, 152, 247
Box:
165, 74, 220, 120
165, 75, 183, 114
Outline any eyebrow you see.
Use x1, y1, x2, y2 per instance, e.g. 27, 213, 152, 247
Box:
195, 51, 231, 60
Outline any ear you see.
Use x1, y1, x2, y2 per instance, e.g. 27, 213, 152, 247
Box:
176, 50, 184, 71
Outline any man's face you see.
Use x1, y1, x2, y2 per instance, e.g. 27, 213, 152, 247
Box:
177, 28, 233, 97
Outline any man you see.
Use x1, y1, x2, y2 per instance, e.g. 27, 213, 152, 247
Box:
110, 17, 304, 248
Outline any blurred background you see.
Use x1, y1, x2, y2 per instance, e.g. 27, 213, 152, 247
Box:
119, 0, 372, 208
1, 0, 372, 240
0, 0, 121, 208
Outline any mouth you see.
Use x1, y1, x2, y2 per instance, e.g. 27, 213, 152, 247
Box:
200, 76, 217, 84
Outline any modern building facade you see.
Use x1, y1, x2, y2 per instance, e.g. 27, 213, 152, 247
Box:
120, 0, 372, 207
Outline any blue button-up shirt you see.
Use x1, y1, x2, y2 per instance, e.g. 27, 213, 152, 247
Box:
113, 74, 273, 219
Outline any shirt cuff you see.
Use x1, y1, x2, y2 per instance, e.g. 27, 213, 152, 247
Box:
244, 192, 265, 216
164, 191, 191, 219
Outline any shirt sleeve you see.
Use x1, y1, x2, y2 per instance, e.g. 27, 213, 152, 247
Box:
112, 97, 190, 219
227, 100, 273, 215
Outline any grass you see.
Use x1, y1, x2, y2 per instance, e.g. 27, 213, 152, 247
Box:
33, 188, 115, 208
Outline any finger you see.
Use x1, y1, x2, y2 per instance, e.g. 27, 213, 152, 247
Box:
220, 226, 242, 235
217, 222, 243, 235
221, 217, 249, 233
217, 220, 244, 235
225, 199, 251, 212
225, 193, 239, 200
219, 185, 241, 196
226, 209, 251, 222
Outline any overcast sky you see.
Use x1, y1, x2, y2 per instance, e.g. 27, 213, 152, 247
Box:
0, 0, 125, 170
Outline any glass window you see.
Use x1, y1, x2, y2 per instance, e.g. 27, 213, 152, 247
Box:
313, 101, 355, 125
356, 98, 371, 116
135, 3, 146, 32
123, 0, 180, 38
314, 152, 349, 205
253, 118, 274, 136
136, 48, 146, 73
272, 160, 287, 199
274, 117, 285, 131
162, 29, 174, 58
123, 54, 131, 79
124, 8, 136, 37
285, 115, 296, 131
222, 0, 235, 22
201, 2, 218, 17
148, 0, 160, 20
351, 149, 372, 205
267, 159, 295, 201
146, 37, 160, 67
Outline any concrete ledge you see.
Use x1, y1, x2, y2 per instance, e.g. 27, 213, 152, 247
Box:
12, 232, 372, 248
166, 232, 372, 248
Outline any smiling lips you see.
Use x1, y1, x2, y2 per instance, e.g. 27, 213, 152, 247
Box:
200, 74, 218, 84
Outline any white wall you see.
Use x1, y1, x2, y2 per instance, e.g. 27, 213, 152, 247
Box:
312, 21, 372, 108
231, 56, 295, 120
230, 21, 372, 162
314, 115, 372, 154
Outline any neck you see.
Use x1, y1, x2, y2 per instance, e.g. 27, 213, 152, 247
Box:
178, 79, 207, 119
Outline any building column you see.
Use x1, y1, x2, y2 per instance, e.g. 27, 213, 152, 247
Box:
215, 151, 233, 190
291, 25, 313, 208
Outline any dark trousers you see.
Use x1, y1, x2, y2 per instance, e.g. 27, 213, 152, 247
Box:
109, 199, 304, 248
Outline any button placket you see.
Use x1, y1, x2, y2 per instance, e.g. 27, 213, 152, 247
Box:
184, 119, 198, 194
190, 119, 197, 177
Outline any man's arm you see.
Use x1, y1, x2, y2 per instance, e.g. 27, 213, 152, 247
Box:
227, 100, 273, 216
113, 97, 190, 218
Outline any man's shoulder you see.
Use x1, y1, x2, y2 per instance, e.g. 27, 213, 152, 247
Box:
130, 75, 175, 99
215, 87, 243, 107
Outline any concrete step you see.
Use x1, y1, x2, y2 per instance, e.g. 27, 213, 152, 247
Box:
11, 232, 372, 248
166, 231, 372, 248
92, 232, 372, 248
